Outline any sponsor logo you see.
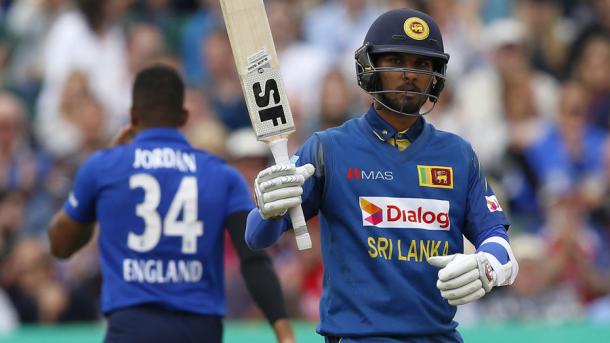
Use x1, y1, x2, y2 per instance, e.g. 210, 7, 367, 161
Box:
485, 195, 503, 212
360, 198, 383, 225
404, 17, 430, 40
417, 165, 453, 189
359, 196, 450, 230
347, 167, 393, 181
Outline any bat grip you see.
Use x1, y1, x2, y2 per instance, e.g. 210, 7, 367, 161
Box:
268, 138, 312, 250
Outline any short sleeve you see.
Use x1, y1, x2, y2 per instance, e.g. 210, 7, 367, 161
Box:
463, 146, 510, 243
64, 152, 102, 223
224, 165, 255, 217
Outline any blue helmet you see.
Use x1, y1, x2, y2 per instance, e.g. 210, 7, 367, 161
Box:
355, 8, 450, 115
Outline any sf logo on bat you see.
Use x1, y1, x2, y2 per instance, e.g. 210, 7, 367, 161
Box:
251, 71, 287, 127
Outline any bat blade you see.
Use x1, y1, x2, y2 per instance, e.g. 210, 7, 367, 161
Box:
219, 0, 294, 142
220, 0, 312, 250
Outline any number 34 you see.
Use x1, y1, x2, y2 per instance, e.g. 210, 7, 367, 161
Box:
128, 173, 204, 254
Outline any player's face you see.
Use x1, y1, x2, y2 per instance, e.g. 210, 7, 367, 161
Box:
375, 53, 435, 114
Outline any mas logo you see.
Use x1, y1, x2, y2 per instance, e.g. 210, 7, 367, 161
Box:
347, 167, 393, 181
359, 196, 450, 230
417, 165, 453, 189
404, 17, 430, 40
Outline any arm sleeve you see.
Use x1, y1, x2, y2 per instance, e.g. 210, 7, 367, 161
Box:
475, 224, 510, 264
462, 145, 510, 243
245, 209, 290, 250
227, 211, 288, 324
63, 152, 101, 223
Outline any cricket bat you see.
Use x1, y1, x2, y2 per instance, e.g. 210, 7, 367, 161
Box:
220, 0, 312, 250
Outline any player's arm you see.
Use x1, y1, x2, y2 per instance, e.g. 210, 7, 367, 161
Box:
48, 210, 94, 259
226, 211, 295, 343
49, 152, 100, 259
246, 134, 324, 249
428, 146, 518, 305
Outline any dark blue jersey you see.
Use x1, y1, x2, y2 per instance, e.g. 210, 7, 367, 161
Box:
64, 128, 253, 315
293, 107, 509, 338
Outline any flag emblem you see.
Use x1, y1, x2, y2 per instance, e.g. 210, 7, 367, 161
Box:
417, 165, 453, 189
404, 17, 430, 40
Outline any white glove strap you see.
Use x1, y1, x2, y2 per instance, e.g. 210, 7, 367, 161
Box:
481, 237, 519, 286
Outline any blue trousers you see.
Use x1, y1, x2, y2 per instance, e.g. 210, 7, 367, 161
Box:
323, 331, 463, 343
104, 305, 222, 343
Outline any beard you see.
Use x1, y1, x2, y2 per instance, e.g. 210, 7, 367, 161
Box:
377, 90, 426, 115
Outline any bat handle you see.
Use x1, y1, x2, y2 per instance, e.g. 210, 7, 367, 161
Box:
268, 138, 312, 250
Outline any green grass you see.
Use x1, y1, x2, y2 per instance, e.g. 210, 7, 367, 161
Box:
1, 321, 610, 342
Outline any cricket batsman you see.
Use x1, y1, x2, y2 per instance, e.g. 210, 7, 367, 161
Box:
246, 8, 519, 342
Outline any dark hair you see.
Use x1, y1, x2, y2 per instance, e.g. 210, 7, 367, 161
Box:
75, 0, 105, 32
132, 65, 185, 127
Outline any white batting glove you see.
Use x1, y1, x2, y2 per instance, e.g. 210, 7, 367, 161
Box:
254, 163, 315, 220
427, 252, 502, 306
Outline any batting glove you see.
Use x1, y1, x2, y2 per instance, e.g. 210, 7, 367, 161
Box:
254, 163, 315, 220
428, 252, 513, 305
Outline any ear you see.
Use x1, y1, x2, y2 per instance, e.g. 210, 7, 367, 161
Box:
130, 108, 139, 127
178, 108, 189, 127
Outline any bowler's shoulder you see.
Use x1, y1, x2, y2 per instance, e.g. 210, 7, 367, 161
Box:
83, 146, 121, 166
190, 147, 242, 176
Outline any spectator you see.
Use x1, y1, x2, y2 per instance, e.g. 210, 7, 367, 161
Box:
515, 0, 575, 79
2, 238, 98, 323
4, 0, 68, 104
126, 22, 168, 77
497, 70, 550, 233
455, 18, 558, 173
303, 68, 354, 140
571, 35, 610, 131
524, 81, 608, 211
0, 191, 26, 261
201, 28, 251, 131
35, 0, 133, 157
303, 0, 384, 62
0, 91, 51, 194
268, 0, 331, 127
179, 0, 221, 87
130, 0, 183, 53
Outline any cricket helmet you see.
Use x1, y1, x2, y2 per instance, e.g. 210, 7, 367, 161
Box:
355, 8, 450, 115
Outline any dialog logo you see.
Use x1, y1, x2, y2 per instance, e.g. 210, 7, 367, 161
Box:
359, 197, 450, 230
360, 198, 383, 225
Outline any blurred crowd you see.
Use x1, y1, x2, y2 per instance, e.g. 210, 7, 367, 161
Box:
0, 0, 609, 333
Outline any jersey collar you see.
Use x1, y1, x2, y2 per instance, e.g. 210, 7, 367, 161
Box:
364, 105, 424, 143
133, 128, 191, 145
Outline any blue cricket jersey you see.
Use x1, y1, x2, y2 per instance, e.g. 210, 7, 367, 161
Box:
249, 106, 510, 339
64, 128, 253, 316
